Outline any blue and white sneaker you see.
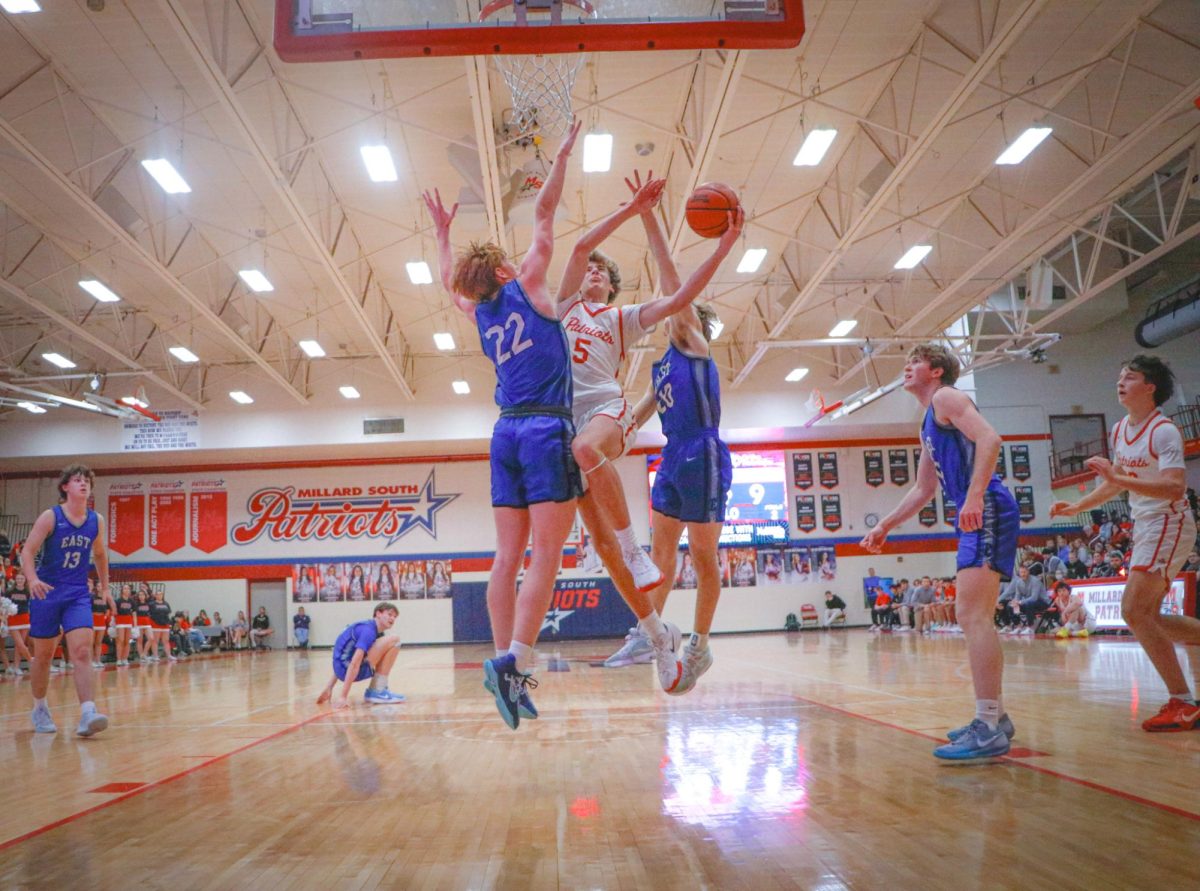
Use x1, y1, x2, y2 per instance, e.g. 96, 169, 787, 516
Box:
934, 719, 1010, 760
31, 704, 57, 734
76, 709, 108, 738
947, 712, 1015, 743
603, 627, 654, 667
517, 690, 539, 720
483, 653, 537, 730
364, 688, 406, 705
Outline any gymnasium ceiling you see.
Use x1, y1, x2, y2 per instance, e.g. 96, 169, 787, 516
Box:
0, 0, 1198, 425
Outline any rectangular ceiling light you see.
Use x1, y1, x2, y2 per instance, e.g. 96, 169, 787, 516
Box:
42, 352, 76, 369
828, 320, 858, 338
996, 127, 1053, 165
140, 158, 191, 194
339, 385, 361, 399
433, 332, 456, 351
1, 0, 42, 12
168, 346, 199, 363
229, 390, 254, 404
894, 244, 932, 269
78, 280, 120, 303
785, 367, 809, 382
360, 145, 398, 182
451, 380, 470, 395
17, 401, 46, 413
298, 339, 326, 358
793, 128, 837, 166
737, 248, 768, 273
582, 133, 613, 173
406, 261, 433, 284
238, 269, 274, 292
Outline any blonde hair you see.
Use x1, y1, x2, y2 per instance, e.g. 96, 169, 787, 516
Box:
452, 242, 508, 303
587, 250, 621, 303
696, 304, 720, 342
907, 343, 960, 386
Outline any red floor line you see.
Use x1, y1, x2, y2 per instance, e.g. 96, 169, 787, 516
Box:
788, 693, 1200, 823
0, 710, 330, 853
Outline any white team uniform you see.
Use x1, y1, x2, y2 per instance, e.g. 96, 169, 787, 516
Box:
560, 299, 654, 447
1111, 410, 1196, 579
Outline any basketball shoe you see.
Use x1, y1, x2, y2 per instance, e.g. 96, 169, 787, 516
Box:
1141, 697, 1200, 732
667, 635, 713, 696
364, 688, 406, 705
624, 548, 664, 594
603, 627, 654, 667
76, 706, 108, 738
654, 622, 683, 693
483, 653, 537, 730
933, 719, 1010, 760
947, 712, 1015, 743
483, 662, 539, 720
31, 703, 57, 734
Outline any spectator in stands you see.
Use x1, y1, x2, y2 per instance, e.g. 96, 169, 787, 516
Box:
1097, 513, 1115, 545
182, 612, 205, 652
870, 586, 893, 631
891, 579, 912, 629
1003, 565, 1049, 634
250, 606, 273, 649
1179, 549, 1199, 574
906, 576, 937, 634
822, 591, 846, 627
1093, 550, 1126, 579
293, 607, 311, 648
228, 611, 249, 649
170, 614, 193, 657
210, 611, 226, 649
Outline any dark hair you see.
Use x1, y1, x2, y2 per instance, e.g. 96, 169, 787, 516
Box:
907, 343, 960, 387
373, 603, 399, 616
1123, 355, 1175, 406
1053, 580, 1071, 594
57, 464, 95, 502
587, 250, 621, 303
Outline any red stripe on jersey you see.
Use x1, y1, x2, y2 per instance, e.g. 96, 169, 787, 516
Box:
1122, 410, 1162, 446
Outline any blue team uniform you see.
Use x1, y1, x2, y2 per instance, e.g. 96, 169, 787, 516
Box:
30, 505, 98, 638
332, 619, 382, 682
650, 344, 732, 523
476, 279, 581, 508
921, 403, 1018, 580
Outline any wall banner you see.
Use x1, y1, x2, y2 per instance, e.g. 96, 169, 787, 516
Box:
795, 495, 817, 533
818, 451, 840, 488
1010, 444, 1031, 480
821, 493, 842, 531
1015, 486, 1036, 522
863, 450, 884, 487
452, 577, 635, 642
888, 448, 910, 486
792, 452, 813, 490
107, 482, 145, 556
148, 481, 186, 555
918, 498, 938, 527
942, 493, 958, 527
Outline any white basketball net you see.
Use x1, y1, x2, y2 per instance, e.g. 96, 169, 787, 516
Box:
494, 53, 583, 137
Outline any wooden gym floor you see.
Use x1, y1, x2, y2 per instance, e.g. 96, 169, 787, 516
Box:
1, 630, 1198, 889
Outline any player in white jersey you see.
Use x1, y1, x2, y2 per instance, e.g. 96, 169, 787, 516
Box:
1051, 356, 1200, 732
555, 172, 742, 679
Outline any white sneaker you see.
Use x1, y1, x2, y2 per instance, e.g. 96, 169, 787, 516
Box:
653, 622, 683, 692
668, 636, 713, 696
624, 548, 664, 594
116, 660, 128, 667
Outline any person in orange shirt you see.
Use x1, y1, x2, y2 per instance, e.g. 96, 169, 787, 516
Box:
870, 587, 894, 631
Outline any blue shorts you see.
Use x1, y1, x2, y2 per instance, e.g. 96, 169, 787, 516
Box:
956, 486, 1019, 581
333, 654, 374, 683
490, 414, 582, 508
652, 436, 732, 524
29, 588, 93, 638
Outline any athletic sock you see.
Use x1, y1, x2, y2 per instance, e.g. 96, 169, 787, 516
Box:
81, 700, 95, 715
975, 699, 1002, 731
369, 674, 387, 691
638, 611, 666, 642
34, 697, 48, 711
495, 648, 507, 659
691, 632, 709, 651
614, 526, 638, 555
508, 640, 534, 673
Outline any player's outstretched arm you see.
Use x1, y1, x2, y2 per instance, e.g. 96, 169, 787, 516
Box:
862, 444, 939, 553
422, 189, 475, 318
629, 170, 682, 297
632, 383, 657, 430
638, 207, 743, 329
20, 509, 56, 599
933, 386, 1001, 532
520, 119, 582, 304
1049, 477, 1123, 519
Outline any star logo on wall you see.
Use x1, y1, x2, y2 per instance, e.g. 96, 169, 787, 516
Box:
387, 471, 459, 545
540, 608, 575, 634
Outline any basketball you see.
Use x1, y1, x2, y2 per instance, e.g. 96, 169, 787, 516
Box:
686, 182, 740, 238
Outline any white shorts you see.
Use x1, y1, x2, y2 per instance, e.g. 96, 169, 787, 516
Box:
574, 397, 637, 454
1130, 510, 1197, 579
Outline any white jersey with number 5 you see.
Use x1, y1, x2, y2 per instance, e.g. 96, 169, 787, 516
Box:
561, 299, 653, 417
1111, 410, 1188, 521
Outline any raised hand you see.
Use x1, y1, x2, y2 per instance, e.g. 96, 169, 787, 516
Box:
422, 188, 458, 233
860, 526, 888, 554
556, 118, 583, 160
1085, 455, 1117, 483
718, 205, 746, 249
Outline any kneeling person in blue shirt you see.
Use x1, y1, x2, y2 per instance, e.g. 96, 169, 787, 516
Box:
317, 603, 404, 708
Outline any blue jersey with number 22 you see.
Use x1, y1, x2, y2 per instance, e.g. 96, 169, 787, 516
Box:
475, 280, 572, 411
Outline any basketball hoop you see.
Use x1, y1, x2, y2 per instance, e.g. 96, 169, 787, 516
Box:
479, 0, 597, 138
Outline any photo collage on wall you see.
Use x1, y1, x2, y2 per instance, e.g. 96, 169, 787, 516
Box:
293, 559, 454, 602
669, 545, 839, 590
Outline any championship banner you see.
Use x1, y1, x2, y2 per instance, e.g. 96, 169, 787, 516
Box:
189, 479, 227, 554
792, 452, 813, 489
918, 498, 938, 527
1010, 444, 1031, 480
1015, 486, 1036, 522
995, 448, 1007, 479
941, 492, 958, 527
453, 577, 636, 642
821, 493, 842, 531
888, 448, 910, 486
863, 450, 884, 487
107, 483, 145, 556
818, 451, 839, 489
148, 482, 186, 555
795, 495, 817, 533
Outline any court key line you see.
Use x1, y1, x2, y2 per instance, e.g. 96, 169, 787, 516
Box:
785, 692, 1200, 824
0, 710, 331, 853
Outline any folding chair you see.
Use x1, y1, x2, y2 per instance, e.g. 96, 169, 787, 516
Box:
800, 604, 820, 629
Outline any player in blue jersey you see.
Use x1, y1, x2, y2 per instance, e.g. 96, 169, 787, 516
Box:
20, 464, 116, 737
626, 202, 743, 695
861, 344, 1020, 760
316, 603, 404, 708
424, 121, 582, 729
